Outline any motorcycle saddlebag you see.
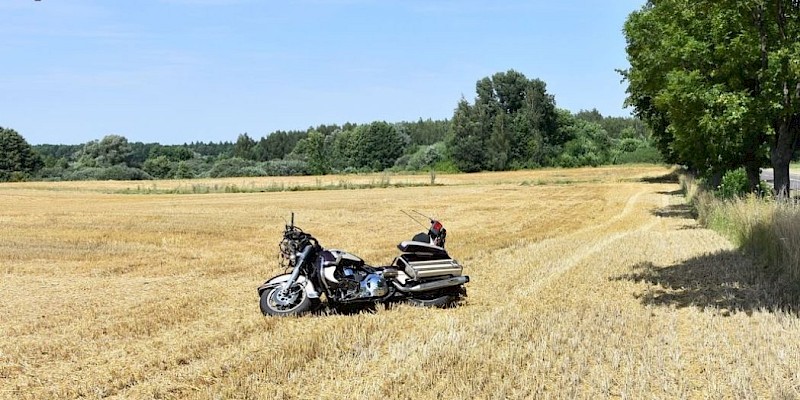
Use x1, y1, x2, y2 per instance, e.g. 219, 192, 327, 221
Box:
394, 241, 462, 280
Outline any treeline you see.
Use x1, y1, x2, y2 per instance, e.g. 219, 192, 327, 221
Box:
622, 0, 800, 196
447, 70, 657, 172
2, 70, 661, 182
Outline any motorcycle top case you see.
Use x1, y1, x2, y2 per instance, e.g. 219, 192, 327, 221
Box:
393, 241, 463, 280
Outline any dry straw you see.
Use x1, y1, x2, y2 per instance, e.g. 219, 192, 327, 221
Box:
1, 165, 799, 399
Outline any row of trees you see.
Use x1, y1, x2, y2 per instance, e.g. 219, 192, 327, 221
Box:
2, 71, 661, 182
447, 70, 656, 172
622, 0, 800, 195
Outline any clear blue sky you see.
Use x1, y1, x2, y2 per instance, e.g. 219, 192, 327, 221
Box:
1, 0, 645, 145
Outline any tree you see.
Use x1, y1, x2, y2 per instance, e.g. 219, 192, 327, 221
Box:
513, 77, 559, 166
447, 70, 559, 171
487, 112, 511, 170
254, 130, 307, 161
233, 133, 257, 160
405, 142, 447, 170
0, 127, 43, 181
76, 135, 133, 168
354, 121, 407, 170
328, 128, 359, 171
149, 144, 194, 162
447, 98, 486, 172
756, 0, 800, 196
397, 118, 451, 146
622, 0, 799, 194
185, 141, 234, 157
142, 155, 174, 179
575, 109, 604, 124
292, 130, 329, 175
33, 144, 82, 161
557, 117, 612, 167
127, 141, 156, 168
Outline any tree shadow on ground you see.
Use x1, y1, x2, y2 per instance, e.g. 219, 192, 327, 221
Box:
611, 251, 800, 315
651, 203, 696, 219
641, 170, 680, 184
656, 189, 684, 196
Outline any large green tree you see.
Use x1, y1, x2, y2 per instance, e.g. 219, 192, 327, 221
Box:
354, 121, 407, 170
76, 134, 133, 168
622, 0, 800, 194
757, 0, 800, 195
233, 133, 257, 160
448, 98, 486, 172
328, 128, 359, 171
254, 130, 306, 161
398, 118, 451, 146
447, 70, 559, 171
292, 130, 329, 175
0, 127, 43, 181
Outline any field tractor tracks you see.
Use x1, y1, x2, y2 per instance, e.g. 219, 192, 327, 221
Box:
468, 188, 659, 303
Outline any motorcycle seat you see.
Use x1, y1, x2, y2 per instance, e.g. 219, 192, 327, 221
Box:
397, 241, 448, 258
411, 232, 431, 243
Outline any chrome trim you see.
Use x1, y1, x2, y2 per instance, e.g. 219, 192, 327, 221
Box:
393, 276, 469, 293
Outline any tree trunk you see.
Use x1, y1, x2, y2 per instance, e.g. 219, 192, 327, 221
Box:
743, 128, 765, 193
745, 162, 761, 193
771, 115, 799, 198
709, 170, 724, 189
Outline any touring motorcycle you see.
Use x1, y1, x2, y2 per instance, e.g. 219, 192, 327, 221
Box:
257, 213, 469, 316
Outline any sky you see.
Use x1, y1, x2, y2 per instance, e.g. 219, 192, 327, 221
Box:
1, 0, 646, 145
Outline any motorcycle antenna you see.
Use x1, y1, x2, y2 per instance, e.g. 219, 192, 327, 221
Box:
411, 209, 435, 223
401, 209, 429, 230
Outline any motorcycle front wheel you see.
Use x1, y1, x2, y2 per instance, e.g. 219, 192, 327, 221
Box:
260, 283, 315, 316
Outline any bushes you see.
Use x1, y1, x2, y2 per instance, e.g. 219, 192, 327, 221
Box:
35, 157, 310, 180
0, 171, 32, 182
708, 167, 771, 200
715, 168, 749, 200
142, 155, 174, 179
698, 194, 800, 282
205, 158, 310, 178
63, 165, 152, 181
614, 145, 663, 164
262, 160, 309, 176
396, 142, 447, 171
684, 171, 800, 284
206, 158, 259, 178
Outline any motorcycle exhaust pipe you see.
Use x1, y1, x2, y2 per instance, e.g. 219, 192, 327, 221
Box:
394, 276, 469, 293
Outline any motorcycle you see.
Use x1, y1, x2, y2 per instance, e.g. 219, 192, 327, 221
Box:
257, 213, 469, 316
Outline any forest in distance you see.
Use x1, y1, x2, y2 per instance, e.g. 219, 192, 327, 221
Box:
1, 70, 661, 182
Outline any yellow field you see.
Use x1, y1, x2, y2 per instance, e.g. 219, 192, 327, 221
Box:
1, 165, 798, 399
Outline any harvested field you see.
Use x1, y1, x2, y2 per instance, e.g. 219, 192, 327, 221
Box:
1, 165, 799, 399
